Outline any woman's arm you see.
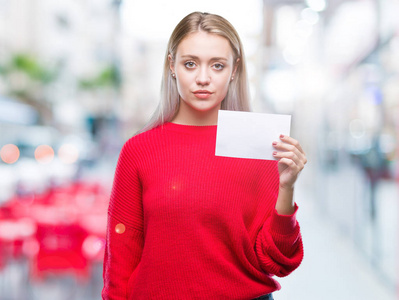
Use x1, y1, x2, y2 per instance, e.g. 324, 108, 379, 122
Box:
102, 140, 144, 299
255, 135, 306, 277
272, 135, 307, 215
255, 205, 303, 277
102, 217, 143, 299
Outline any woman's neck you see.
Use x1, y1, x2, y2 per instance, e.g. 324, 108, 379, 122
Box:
171, 102, 220, 126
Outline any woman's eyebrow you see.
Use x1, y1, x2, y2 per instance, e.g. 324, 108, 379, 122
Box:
180, 55, 229, 62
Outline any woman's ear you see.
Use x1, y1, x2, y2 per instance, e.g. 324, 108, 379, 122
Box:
232, 58, 240, 79
168, 54, 175, 74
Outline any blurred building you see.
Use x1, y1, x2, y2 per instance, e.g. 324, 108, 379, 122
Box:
117, 36, 165, 136
0, 0, 122, 132
0, 3, 123, 299
260, 0, 399, 293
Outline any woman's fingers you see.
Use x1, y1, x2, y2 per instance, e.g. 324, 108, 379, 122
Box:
271, 135, 307, 188
272, 135, 307, 166
273, 147, 305, 167
273, 150, 304, 170
279, 135, 305, 155
278, 158, 301, 175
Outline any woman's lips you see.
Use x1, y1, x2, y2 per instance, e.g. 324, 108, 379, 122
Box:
193, 90, 213, 99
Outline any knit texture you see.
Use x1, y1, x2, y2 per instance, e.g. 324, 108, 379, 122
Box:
102, 122, 303, 300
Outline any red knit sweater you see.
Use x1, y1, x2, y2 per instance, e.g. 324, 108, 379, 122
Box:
102, 122, 303, 300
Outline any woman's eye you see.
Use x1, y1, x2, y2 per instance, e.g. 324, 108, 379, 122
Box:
184, 62, 196, 68
213, 63, 224, 70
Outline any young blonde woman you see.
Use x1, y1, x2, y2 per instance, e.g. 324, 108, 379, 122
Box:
102, 12, 307, 300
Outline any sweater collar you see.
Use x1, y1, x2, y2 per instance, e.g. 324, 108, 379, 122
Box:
161, 122, 217, 135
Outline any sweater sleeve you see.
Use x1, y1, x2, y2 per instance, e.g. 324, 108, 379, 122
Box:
102, 140, 144, 300
255, 203, 303, 277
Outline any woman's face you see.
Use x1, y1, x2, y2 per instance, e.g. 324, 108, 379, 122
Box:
169, 31, 238, 121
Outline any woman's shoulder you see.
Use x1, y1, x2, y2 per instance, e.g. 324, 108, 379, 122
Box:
122, 124, 165, 151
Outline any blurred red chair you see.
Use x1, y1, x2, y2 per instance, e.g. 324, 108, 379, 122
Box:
0, 218, 37, 260
30, 222, 89, 282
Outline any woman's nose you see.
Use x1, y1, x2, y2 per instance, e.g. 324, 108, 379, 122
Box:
196, 68, 210, 85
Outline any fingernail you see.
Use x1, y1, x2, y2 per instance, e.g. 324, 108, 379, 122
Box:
280, 134, 284, 139
272, 141, 277, 146
273, 151, 278, 156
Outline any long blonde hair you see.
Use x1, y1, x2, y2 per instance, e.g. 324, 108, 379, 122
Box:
139, 12, 251, 133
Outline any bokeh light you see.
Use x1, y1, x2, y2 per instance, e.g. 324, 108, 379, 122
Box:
58, 144, 79, 164
115, 223, 126, 234
0, 144, 20, 164
301, 8, 319, 25
305, 0, 327, 12
82, 235, 105, 259
34, 145, 55, 164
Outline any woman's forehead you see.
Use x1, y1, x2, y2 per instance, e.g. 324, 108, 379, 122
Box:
176, 31, 234, 60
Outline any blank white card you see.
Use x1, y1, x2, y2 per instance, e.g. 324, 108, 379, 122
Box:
215, 110, 291, 160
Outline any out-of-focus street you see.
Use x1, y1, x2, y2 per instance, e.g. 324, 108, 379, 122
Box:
277, 173, 398, 300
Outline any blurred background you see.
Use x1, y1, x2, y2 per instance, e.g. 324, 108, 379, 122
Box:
0, 0, 398, 299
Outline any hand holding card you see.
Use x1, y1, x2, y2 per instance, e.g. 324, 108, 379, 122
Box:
215, 110, 307, 215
